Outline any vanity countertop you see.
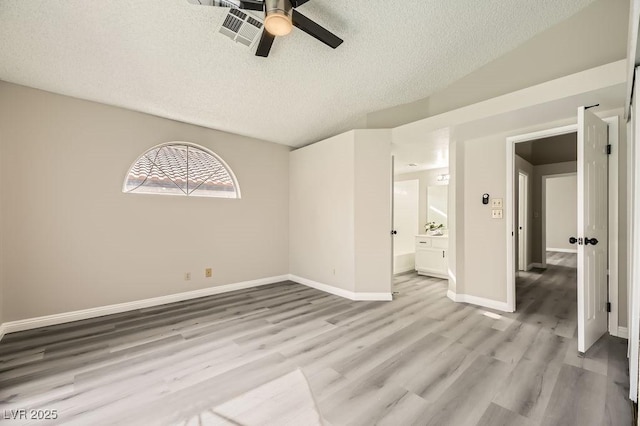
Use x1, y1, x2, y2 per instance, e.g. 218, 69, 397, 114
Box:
416, 234, 448, 238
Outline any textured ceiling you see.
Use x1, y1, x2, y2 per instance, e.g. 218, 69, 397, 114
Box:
0, 0, 597, 147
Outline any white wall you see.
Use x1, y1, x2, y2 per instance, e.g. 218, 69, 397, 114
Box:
0, 82, 290, 322
461, 134, 508, 301
546, 175, 578, 251
290, 130, 392, 296
353, 131, 393, 293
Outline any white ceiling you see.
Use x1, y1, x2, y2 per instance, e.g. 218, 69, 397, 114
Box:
0, 0, 597, 147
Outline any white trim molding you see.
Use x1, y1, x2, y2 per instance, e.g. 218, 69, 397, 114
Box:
0, 324, 6, 343
546, 248, 578, 254
289, 275, 393, 301
616, 326, 629, 339
447, 290, 513, 313
1, 275, 290, 336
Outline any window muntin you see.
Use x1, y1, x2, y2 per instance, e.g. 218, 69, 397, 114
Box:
123, 143, 240, 198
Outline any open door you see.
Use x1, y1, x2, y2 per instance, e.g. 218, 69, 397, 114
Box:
518, 172, 528, 271
577, 106, 609, 354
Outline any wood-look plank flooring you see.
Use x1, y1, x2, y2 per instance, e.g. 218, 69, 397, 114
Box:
0, 252, 632, 425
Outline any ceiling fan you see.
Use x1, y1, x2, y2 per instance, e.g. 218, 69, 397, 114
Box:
189, 0, 343, 57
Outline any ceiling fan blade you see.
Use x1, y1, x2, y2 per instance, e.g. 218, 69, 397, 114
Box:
291, 0, 312, 7
187, 0, 264, 11
255, 31, 276, 57
292, 10, 343, 49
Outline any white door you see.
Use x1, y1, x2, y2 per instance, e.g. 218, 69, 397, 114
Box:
577, 106, 609, 354
393, 179, 419, 274
518, 172, 527, 271
391, 156, 395, 284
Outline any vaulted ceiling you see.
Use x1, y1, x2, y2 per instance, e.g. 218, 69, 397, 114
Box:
0, 0, 598, 147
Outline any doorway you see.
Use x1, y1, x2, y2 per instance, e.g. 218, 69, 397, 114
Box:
506, 113, 620, 353
393, 179, 419, 274
517, 172, 528, 271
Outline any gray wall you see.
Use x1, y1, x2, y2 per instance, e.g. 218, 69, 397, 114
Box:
546, 175, 578, 252
0, 82, 291, 322
514, 155, 534, 269
532, 162, 578, 263
289, 130, 392, 295
366, 0, 629, 129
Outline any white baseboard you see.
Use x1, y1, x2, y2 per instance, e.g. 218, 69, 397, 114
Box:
447, 290, 512, 313
615, 326, 629, 339
528, 263, 544, 270
546, 248, 578, 254
288, 275, 392, 301
393, 265, 415, 275
0, 324, 5, 343
1, 275, 290, 336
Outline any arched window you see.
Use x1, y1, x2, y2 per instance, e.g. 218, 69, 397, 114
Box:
123, 143, 241, 198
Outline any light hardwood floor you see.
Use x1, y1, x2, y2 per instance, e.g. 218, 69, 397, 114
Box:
0, 252, 632, 425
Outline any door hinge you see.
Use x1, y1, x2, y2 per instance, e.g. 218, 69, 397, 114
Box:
607, 144, 612, 155
607, 302, 612, 313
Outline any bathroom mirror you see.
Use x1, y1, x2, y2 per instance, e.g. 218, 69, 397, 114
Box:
427, 185, 448, 228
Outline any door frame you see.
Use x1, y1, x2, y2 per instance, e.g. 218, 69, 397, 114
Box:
505, 116, 620, 337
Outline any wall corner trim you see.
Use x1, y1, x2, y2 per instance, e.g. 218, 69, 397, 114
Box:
288, 275, 392, 301
615, 326, 629, 339
447, 290, 513, 313
0, 275, 290, 336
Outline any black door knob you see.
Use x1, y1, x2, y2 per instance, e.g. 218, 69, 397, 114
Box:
391, 230, 397, 235
585, 237, 599, 246
569, 237, 578, 244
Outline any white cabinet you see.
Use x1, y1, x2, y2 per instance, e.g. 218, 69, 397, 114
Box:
415, 235, 448, 279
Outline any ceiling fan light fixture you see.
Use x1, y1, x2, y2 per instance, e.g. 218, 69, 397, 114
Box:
264, 0, 293, 36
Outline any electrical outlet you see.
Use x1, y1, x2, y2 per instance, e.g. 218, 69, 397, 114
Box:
492, 209, 503, 219
184, 272, 191, 281
491, 198, 503, 208
205, 268, 212, 278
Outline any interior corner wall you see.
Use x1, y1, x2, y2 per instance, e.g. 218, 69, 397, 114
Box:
365, 0, 629, 129
449, 138, 463, 294
394, 167, 450, 235
289, 130, 392, 296
289, 132, 356, 292
462, 135, 508, 302
0, 82, 290, 322
354, 130, 392, 294
531, 161, 578, 264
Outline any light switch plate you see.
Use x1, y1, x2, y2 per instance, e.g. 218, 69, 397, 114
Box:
492, 209, 503, 219
491, 198, 503, 208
